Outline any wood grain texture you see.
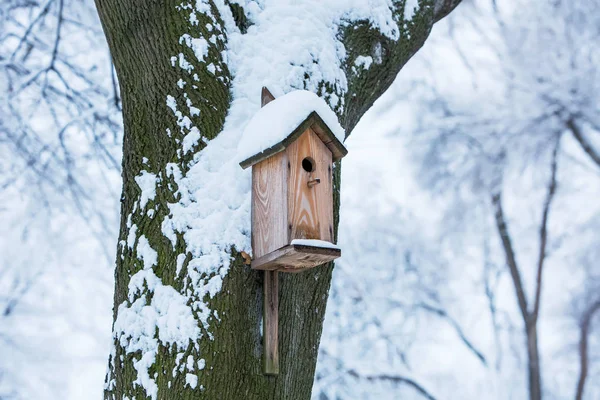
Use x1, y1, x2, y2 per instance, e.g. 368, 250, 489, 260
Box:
263, 270, 279, 375
251, 151, 289, 258
259, 86, 280, 376
261, 87, 275, 107
286, 128, 334, 243
252, 244, 340, 272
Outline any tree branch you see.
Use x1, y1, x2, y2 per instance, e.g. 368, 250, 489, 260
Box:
531, 138, 559, 322
417, 302, 488, 366
567, 118, 600, 169
341, 0, 463, 134
575, 299, 600, 400
433, 0, 463, 22
347, 369, 437, 400
492, 191, 529, 322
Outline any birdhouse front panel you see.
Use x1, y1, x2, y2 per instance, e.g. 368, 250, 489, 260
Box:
251, 150, 289, 259
286, 128, 333, 243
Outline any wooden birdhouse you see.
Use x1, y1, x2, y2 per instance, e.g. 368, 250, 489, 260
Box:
239, 88, 347, 375
240, 88, 348, 273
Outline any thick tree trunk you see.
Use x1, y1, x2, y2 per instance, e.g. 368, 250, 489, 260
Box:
95, 1, 461, 399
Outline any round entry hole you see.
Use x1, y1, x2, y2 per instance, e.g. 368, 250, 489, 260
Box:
302, 157, 315, 172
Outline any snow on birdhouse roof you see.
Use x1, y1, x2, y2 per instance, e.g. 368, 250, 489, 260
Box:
238, 90, 347, 169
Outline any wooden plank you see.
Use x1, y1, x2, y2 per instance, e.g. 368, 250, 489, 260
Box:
252, 244, 341, 272
251, 151, 289, 258
263, 270, 279, 375
258, 87, 280, 376
312, 130, 334, 243
305, 112, 348, 161
239, 87, 280, 170
286, 128, 334, 243
261, 87, 275, 107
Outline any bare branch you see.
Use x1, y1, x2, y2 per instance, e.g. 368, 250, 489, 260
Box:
575, 299, 600, 400
416, 302, 488, 366
347, 369, 437, 400
567, 118, 600, 169
491, 191, 529, 322
2, 275, 39, 317
531, 137, 559, 322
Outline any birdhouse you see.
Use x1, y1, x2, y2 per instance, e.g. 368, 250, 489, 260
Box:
240, 88, 348, 375
239, 88, 348, 273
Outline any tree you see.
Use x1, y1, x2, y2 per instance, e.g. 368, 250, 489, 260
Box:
0, 0, 121, 222
575, 298, 600, 400
94, 1, 462, 399
490, 139, 558, 400
1, 1, 120, 398
380, 0, 600, 398
571, 251, 600, 400
314, 143, 487, 399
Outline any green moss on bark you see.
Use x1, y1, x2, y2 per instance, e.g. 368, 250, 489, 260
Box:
341, 0, 437, 133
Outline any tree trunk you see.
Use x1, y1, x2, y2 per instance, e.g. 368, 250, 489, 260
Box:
95, 1, 461, 399
526, 320, 542, 400
575, 300, 600, 400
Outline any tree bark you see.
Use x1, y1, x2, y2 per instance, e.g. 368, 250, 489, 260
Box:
95, 1, 462, 399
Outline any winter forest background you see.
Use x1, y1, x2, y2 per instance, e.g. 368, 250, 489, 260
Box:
1, 0, 599, 399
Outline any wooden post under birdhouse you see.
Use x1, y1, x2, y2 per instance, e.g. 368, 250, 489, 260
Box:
242, 87, 347, 375
260, 87, 279, 375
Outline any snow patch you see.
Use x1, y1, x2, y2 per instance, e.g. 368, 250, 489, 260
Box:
135, 171, 157, 210
182, 127, 202, 154
167, 95, 203, 151
404, 0, 419, 21
373, 42, 383, 64
114, 267, 200, 400
180, 34, 209, 63
237, 90, 345, 163
177, 53, 194, 73
136, 236, 158, 270
127, 224, 138, 249
186, 373, 198, 389
291, 239, 340, 250
176, 253, 186, 275
354, 55, 373, 70
115, 234, 200, 399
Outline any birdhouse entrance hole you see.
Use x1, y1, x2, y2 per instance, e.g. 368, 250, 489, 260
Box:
302, 157, 315, 172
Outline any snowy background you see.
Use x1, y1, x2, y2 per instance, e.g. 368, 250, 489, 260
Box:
1, 0, 599, 399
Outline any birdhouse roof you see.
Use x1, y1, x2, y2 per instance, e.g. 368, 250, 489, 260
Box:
238, 90, 348, 169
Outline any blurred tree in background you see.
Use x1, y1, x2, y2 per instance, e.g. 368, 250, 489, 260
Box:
0, 0, 120, 398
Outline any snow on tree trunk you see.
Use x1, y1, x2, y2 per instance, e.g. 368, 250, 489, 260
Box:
95, 0, 461, 398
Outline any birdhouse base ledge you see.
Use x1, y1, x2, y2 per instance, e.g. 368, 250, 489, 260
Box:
251, 243, 341, 273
